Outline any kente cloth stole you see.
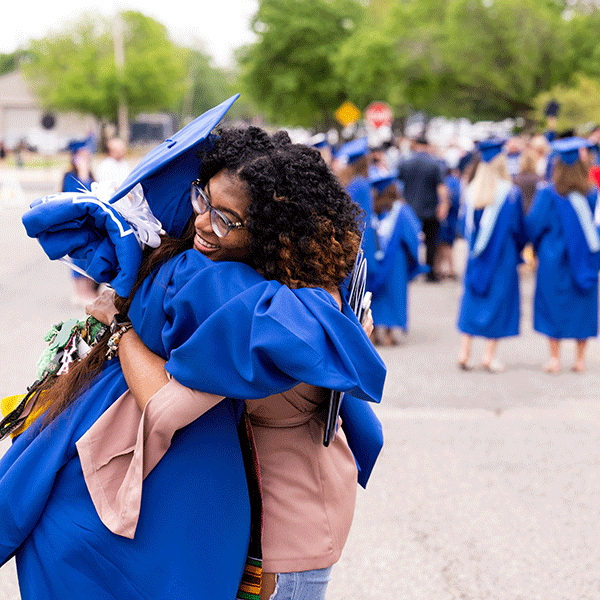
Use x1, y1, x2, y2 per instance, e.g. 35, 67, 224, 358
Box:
236, 410, 263, 600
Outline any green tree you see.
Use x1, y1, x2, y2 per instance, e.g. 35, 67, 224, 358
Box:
336, 0, 573, 122
23, 11, 187, 124
334, 0, 449, 119
534, 74, 600, 131
238, 0, 365, 127
0, 50, 32, 76
439, 0, 571, 120
180, 46, 234, 120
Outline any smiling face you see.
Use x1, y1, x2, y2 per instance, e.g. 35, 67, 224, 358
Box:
192, 169, 252, 262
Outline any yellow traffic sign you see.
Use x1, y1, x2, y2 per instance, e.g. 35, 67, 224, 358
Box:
334, 101, 361, 127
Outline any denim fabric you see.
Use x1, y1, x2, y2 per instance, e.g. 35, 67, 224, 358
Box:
269, 566, 333, 600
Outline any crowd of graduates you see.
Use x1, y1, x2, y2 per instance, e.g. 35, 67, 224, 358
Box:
310, 122, 600, 375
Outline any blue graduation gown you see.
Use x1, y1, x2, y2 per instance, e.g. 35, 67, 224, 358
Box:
438, 174, 460, 245
346, 176, 377, 262
526, 185, 599, 339
0, 250, 386, 600
368, 203, 427, 329
457, 186, 527, 338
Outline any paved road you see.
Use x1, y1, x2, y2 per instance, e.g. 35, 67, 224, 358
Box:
2, 182, 600, 599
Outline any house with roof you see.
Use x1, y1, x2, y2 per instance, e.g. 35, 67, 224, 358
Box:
0, 70, 98, 153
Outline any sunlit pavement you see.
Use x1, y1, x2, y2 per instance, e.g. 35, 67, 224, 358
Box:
2, 185, 600, 599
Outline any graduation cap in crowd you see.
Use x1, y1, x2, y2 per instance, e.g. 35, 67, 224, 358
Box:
369, 172, 398, 193
477, 138, 506, 163
67, 135, 94, 154
545, 100, 561, 118
109, 94, 240, 238
309, 133, 329, 149
551, 137, 595, 165
337, 137, 369, 164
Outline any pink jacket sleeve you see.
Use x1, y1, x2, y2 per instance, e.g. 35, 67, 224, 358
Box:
76, 377, 223, 538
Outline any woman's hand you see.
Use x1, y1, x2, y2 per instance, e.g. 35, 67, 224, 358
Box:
360, 291, 374, 337
361, 308, 374, 337
86, 288, 119, 325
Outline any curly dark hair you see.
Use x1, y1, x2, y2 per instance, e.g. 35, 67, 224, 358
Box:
196, 126, 363, 289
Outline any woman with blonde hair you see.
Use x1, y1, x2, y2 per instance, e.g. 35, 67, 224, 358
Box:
457, 139, 527, 372
526, 137, 599, 373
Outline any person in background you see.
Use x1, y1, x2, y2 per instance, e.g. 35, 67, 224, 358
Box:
526, 137, 599, 374
62, 138, 95, 193
504, 136, 523, 179
61, 137, 99, 306
457, 139, 527, 372
335, 137, 378, 268
513, 147, 542, 272
396, 136, 449, 282
530, 134, 552, 180
97, 137, 130, 186
367, 172, 428, 346
435, 164, 461, 280
309, 133, 333, 167
513, 147, 542, 215
586, 126, 600, 188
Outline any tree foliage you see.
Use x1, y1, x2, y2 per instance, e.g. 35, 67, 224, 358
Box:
22, 12, 187, 123
238, 0, 365, 127
534, 74, 600, 130
240, 0, 600, 126
181, 46, 234, 119
0, 50, 32, 77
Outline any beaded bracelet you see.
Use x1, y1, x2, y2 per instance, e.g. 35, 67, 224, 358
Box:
106, 314, 133, 360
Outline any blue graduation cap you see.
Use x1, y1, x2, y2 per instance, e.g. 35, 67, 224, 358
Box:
477, 138, 506, 163
337, 137, 369, 164
67, 135, 94, 154
369, 172, 398, 193
551, 137, 593, 165
109, 94, 240, 237
310, 133, 329, 149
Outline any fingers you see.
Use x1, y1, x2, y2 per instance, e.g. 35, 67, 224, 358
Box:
362, 309, 374, 337
85, 288, 118, 325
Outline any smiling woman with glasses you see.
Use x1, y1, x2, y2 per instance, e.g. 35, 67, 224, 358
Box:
191, 179, 246, 237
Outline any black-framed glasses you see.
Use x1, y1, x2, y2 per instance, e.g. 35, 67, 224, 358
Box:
190, 179, 246, 238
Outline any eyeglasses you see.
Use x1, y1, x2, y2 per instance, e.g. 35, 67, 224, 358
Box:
190, 180, 246, 238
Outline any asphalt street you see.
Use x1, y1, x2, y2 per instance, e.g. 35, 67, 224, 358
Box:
1, 175, 600, 599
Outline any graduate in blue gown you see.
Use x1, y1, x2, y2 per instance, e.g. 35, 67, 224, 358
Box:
526, 137, 600, 374
436, 166, 461, 279
61, 136, 100, 305
0, 100, 386, 600
367, 173, 427, 345
457, 139, 528, 372
336, 137, 378, 263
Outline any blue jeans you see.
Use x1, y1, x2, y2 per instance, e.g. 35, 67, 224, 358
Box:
269, 566, 333, 600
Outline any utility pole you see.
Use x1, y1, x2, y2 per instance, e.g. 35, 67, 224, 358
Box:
113, 12, 130, 142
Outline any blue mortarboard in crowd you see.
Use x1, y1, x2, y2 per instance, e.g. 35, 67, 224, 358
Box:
477, 138, 506, 163
551, 137, 594, 165
67, 135, 94, 154
337, 137, 369, 164
109, 94, 240, 238
369, 172, 398, 194
310, 133, 329, 149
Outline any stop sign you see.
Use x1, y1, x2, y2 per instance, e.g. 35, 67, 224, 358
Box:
364, 102, 393, 129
